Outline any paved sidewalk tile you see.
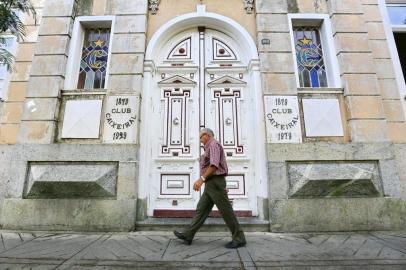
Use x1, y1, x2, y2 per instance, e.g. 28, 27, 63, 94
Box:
0, 233, 40, 253
0, 231, 405, 269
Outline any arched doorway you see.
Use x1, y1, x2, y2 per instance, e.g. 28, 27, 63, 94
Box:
139, 6, 268, 218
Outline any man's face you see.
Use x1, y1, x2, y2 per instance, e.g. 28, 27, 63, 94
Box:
199, 132, 210, 145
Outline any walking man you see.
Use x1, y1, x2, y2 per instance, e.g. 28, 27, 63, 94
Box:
174, 128, 246, 249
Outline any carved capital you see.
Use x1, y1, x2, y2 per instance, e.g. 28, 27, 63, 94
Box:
149, 0, 161, 14
243, 0, 254, 14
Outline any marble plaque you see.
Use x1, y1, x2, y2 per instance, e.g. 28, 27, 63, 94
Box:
103, 95, 139, 143
302, 99, 344, 137
264, 96, 302, 143
61, 100, 103, 139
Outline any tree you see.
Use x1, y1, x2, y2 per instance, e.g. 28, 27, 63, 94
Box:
0, 0, 36, 71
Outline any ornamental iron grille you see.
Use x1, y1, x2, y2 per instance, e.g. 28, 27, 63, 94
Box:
294, 26, 327, 88
77, 28, 110, 89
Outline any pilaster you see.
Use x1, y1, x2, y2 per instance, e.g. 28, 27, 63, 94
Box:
17, 0, 75, 144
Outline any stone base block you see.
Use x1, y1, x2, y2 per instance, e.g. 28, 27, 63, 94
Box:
270, 198, 406, 232
0, 199, 136, 231
288, 161, 382, 198
25, 162, 118, 198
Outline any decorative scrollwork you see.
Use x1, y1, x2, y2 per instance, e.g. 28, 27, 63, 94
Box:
243, 0, 254, 14
148, 0, 161, 15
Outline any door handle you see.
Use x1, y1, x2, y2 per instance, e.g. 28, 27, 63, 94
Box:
225, 117, 232, 125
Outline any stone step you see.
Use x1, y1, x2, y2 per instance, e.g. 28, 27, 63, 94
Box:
135, 217, 270, 232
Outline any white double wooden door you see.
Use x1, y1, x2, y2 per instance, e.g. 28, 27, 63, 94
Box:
146, 27, 257, 216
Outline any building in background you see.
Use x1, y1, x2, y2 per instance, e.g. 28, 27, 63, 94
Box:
0, 0, 405, 232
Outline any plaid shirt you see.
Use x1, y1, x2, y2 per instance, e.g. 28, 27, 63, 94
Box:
200, 138, 228, 177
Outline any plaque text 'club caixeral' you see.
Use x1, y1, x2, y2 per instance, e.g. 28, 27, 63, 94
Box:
264, 96, 302, 143
103, 96, 139, 143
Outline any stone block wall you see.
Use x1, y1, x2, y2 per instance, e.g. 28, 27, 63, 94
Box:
0, 0, 149, 144
106, 0, 147, 96
394, 144, 406, 198
330, 0, 388, 142
0, 0, 44, 144
257, 0, 351, 142
256, 0, 406, 143
256, 0, 295, 95
16, 0, 75, 144
1, 1, 404, 145
1, 3, 404, 145
363, 0, 406, 142
267, 142, 406, 232
0, 144, 138, 231
0, 0, 148, 231
258, 0, 406, 231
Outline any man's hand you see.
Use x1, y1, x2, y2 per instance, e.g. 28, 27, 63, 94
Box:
193, 178, 204, 191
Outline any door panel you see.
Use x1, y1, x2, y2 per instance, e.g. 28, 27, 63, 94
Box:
161, 88, 192, 156
148, 28, 256, 215
210, 88, 244, 156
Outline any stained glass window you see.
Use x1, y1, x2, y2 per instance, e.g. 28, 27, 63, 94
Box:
77, 28, 110, 89
294, 26, 327, 88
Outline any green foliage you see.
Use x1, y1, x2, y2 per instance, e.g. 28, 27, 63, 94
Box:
0, 0, 37, 71
0, 48, 14, 71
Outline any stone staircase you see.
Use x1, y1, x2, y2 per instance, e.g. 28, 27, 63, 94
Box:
136, 217, 270, 232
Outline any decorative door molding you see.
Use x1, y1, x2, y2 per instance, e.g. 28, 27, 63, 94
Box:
160, 88, 192, 156
167, 37, 192, 60
141, 9, 268, 217
212, 88, 244, 156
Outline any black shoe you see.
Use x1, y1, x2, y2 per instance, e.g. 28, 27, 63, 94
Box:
225, 240, 246, 249
174, 230, 192, 245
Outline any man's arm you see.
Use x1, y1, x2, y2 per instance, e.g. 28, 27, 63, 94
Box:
193, 165, 217, 191
194, 142, 222, 191
202, 165, 217, 180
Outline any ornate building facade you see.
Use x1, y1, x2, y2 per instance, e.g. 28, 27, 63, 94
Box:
0, 0, 405, 231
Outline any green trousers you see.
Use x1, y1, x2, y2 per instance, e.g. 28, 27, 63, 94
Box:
184, 175, 246, 244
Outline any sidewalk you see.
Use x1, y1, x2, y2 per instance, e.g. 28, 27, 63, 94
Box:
0, 230, 405, 269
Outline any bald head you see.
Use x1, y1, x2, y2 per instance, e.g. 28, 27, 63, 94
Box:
200, 128, 214, 138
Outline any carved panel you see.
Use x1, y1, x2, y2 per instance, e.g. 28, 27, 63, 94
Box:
25, 162, 118, 198
227, 174, 245, 195
243, 0, 254, 14
161, 88, 191, 156
213, 89, 244, 156
161, 174, 190, 195
168, 37, 192, 60
212, 38, 237, 61
148, 0, 161, 14
287, 162, 383, 198
61, 99, 103, 139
